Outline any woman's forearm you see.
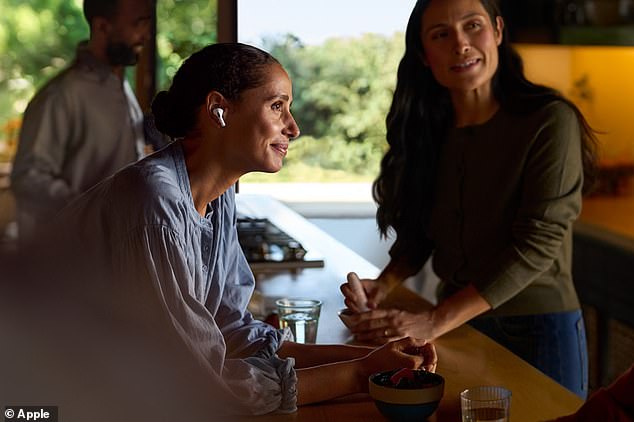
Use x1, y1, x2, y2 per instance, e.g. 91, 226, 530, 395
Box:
295, 360, 364, 405
277, 342, 372, 368
379, 255, 421, 290
291, 338, 436, 405
430, 284, 491, 339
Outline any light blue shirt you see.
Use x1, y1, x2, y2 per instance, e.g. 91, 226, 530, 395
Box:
57, 141, 297, 414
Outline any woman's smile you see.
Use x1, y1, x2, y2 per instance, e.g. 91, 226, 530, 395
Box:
271, 142, 289, 157
450, 57, 481, 72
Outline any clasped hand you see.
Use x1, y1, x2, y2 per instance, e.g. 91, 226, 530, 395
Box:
340, 272, 437, 344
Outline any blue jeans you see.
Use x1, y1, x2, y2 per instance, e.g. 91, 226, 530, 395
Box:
469, 310, 588, 399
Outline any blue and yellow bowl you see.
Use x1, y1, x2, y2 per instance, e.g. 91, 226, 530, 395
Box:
369, 369, 444, 422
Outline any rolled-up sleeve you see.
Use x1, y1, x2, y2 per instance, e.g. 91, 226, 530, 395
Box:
224, 352, 298, 414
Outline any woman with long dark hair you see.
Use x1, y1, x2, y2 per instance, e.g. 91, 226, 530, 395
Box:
342, 0, 596, 399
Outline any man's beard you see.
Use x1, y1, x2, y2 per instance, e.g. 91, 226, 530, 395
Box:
106, 40, 141, 66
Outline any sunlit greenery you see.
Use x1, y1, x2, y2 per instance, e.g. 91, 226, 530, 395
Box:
1, 1, 405, 184
241, 32, 404, 183
0, 0, 86, 160
0, 0, 216, 161
156, 0, 217, 91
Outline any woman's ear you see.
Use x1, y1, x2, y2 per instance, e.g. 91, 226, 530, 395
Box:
205, 91, 228, 127
495, 16, 505, 46
205, 91, 226, 110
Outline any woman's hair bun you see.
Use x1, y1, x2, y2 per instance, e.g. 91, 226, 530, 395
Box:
151, 90, 187, 138
151, 43, 279, 139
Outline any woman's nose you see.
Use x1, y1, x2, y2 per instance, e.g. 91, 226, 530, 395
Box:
453, 32, 471, 55
285, 114, 300, 140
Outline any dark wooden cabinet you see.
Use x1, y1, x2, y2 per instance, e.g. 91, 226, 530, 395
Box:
501, 0, 634, 46
573, 226, 634, 390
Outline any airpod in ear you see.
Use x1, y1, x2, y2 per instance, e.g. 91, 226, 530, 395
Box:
209, 106, 226, 127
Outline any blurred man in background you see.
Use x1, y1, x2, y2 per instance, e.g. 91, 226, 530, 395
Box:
10, 0, 152, 243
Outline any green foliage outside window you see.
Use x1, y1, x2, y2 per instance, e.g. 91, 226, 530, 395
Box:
0, 0, 217, 162
0, 0, 87, 161
0, 0, 404, 184
156, 0, 217, 91
241, 32, 404, 182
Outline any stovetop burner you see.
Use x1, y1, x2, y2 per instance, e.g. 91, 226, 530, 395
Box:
237, 217, 324, 272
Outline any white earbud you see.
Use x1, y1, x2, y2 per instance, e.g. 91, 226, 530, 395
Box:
211, 106, 226, 127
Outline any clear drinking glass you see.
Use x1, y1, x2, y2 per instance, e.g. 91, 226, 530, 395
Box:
275, 298, 322, 344
461, 386, 512, 422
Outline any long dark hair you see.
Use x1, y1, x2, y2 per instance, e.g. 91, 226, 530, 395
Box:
373, 0, 598, 254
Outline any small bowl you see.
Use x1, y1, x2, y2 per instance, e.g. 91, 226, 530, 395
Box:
337, 308, 356, 329
369, 368, 444, 422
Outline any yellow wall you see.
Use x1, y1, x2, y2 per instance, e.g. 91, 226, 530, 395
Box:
516, 44, 634, 164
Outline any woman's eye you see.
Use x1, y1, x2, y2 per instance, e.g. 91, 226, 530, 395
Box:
466, 21, 481, 30
431, 31, 448, 40
271, 102, 283, 111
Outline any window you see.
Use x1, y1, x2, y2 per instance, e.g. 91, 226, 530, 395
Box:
0, 0, 415, 215
0, 0, 218, 162
235, 0, 413, 212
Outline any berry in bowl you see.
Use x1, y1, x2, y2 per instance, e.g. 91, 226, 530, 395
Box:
369, 368, 444, 421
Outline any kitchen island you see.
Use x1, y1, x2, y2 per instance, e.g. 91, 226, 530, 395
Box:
237, 194, 583, 421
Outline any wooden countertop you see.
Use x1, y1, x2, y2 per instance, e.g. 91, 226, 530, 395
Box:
236, 194, 583, 421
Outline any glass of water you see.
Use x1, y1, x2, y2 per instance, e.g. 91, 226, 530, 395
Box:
461, 386, 511, 422
275, 298, 322, 344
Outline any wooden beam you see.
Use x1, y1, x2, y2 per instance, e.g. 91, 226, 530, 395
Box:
217, 0, 237, 43
135, 0, 158, 112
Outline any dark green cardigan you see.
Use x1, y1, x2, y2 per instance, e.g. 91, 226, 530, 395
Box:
429, 100, 583, 316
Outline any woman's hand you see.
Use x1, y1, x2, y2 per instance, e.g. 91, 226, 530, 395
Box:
344, 284, 492, 344
340, 272, 391, 312
359, 337, 438, 385
347, 308, 437, 344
